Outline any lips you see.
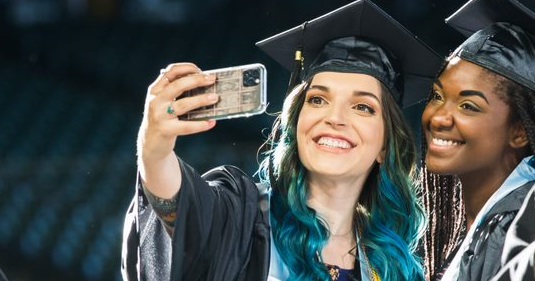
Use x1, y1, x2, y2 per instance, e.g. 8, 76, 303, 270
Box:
316, 136, 354, 149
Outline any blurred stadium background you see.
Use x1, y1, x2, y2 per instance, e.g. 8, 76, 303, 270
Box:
0, 0, 464, 280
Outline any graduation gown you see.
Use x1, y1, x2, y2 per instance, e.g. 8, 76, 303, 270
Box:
490, 185, 535, 281
121, 158, 271, 281
455, 181, 534, 281
439, 155, 535, 281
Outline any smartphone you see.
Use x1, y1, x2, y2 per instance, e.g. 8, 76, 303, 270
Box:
179, 63, 267, 121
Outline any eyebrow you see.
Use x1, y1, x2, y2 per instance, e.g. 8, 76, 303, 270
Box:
434, 79, 443, 89
353, 91, 381, 103
434, 79, 489, 104
460, 90, 489, 104
308, 85, 381, 102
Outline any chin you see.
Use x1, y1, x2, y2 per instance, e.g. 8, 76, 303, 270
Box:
425, 161, 456, 176
308, 166, 346, 178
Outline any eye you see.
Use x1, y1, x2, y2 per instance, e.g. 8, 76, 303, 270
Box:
430, 90, 443, 102
306, 95, 327, 106
355, 104, 376, 115
460, 102, 481, 112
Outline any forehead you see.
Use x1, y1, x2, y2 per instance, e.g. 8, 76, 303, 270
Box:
310, 72, 383, 97
438, 58, 497, 92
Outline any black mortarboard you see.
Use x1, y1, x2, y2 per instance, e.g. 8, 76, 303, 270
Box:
446, 0, 535, 37
255, 0, 442, 107
446, 0, 535, 91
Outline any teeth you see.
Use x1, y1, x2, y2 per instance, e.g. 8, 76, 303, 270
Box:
317, 137, 351, 149
432, 138, 462, 147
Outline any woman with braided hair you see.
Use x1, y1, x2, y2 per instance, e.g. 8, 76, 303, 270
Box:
420, 0, 535, 280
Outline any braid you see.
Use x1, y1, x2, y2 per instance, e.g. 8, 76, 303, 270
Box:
420, 156, 465, 280
418, 58, 467, 279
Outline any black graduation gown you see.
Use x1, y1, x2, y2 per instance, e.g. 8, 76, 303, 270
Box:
121, 158, 271, 281
491, 185, 535, 281
455, 181, 534, 281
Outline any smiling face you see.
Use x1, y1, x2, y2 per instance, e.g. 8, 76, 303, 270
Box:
297, 72, 385, 184
422, 57, 522, 178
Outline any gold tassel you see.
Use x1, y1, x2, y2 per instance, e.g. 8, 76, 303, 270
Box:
286, 49, 303, 94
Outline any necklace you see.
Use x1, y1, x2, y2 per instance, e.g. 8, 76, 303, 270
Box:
327, 264, 340, 280
329, 228, 353, 237
318, 231, 380, 280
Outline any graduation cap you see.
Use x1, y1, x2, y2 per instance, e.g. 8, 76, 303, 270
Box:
446, 0, 535, 91
255, 0, 443, 107
446, 0, 535, 37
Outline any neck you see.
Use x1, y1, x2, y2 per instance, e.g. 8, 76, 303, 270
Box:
459, 156, 521, 228
307, 180, 362, 236
307, 179, 363, 270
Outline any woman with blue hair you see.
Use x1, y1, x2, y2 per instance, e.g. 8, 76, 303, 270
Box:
121, 1, 442, 280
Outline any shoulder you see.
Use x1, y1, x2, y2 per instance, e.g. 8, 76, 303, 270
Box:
200, 164, 269, 198
177, 159, 264, 200
487, 180, 534, 217
500, 184, 535, 259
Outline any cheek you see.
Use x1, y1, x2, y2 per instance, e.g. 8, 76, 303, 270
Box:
295, 114, 309, 148
421, 106, 433, 126
296, 109, 315, 136
375, 127, 386, 149
474, 122, 509, 144
295, 118, 310, 168
361, 121, 385, 148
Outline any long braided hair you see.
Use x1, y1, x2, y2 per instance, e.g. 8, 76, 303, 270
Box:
420, 65, 535, 280
258, 79, 427, 280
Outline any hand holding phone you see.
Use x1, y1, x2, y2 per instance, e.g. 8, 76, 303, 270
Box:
179, 63, 267, 120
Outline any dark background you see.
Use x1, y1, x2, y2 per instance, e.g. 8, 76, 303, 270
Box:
0, 0, 465, 280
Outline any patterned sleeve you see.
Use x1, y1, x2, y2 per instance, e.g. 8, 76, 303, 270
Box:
122, 157, 271, 281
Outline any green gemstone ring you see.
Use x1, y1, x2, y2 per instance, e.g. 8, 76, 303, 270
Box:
167, 104, 175, 115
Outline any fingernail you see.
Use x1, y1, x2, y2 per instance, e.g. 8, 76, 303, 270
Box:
206, 120, 217, 127
207, 93, 219, 101
205, 74, 216, 81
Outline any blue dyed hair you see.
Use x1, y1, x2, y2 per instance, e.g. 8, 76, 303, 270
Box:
258, 80, 427, 280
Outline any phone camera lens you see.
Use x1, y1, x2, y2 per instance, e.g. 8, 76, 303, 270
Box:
243, 69, 260, 87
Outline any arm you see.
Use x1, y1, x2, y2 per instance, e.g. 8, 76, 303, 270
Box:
127, 63, 218, 280
133, 63, 270, 281
137, 63, 218, 200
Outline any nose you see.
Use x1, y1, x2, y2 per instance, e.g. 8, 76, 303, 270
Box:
324, 105, 347, 127
426, 105, 453, 130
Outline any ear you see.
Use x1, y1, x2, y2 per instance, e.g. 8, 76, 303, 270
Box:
509, 122, 529, 149
376, 148, 386, 164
